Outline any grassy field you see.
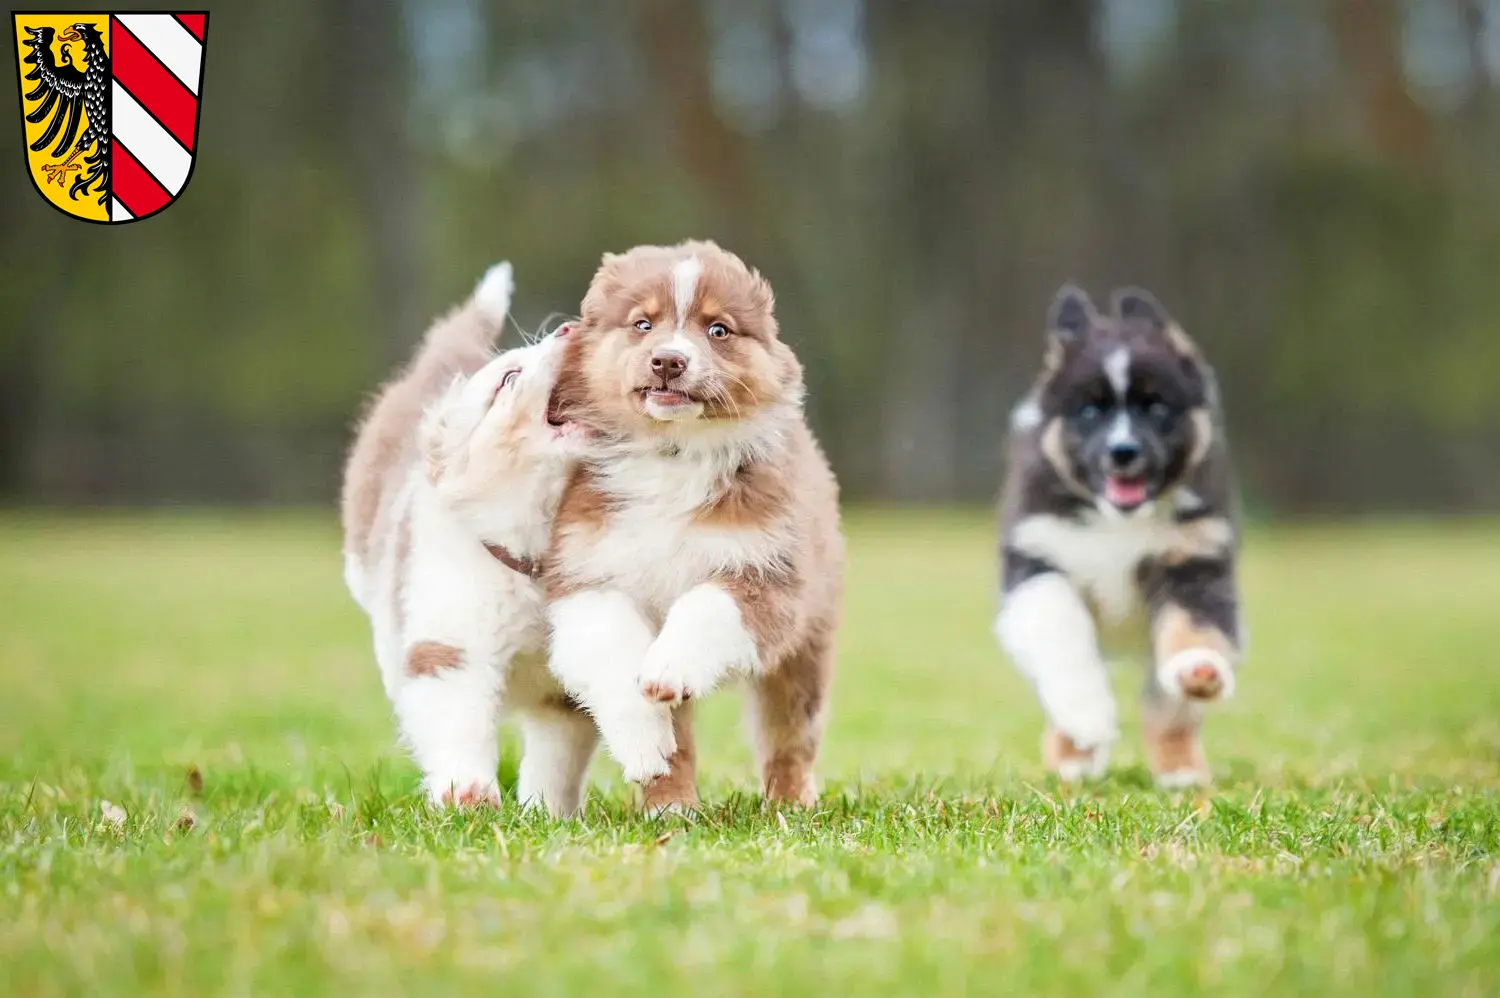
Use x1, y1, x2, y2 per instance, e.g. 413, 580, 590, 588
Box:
0, 511, 1497, 996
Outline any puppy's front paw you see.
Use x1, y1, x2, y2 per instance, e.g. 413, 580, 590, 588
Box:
429, 778, 501, 809
637, 634, 704, 706
1159, 648, 1236, 702
597, 703, 677, 784
1045, 688, 1119, 754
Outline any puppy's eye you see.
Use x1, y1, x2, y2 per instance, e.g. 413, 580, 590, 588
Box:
706, 322, 731, 339
1138, 395, 1172, 421
1077, 402, 1104, 422
498, 369, 521, 393
633, 318, 653, 333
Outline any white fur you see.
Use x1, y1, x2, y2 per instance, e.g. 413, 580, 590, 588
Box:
547, 590, 677, 783
353, 323, 583, 807
1105, 347, 1131, 399
1173, 487, 1205, 515
638, 583, 762, 703
672, 255, 702, 322
993, 574, 1118, 754
1010, 510, 1232, 625
1106, 411, 1136, 448
1155, 768, 1208, 790
548, 405, 800, 780
1010, 397, 1043, 432
1056, 746, 1111, 783
472, 262, 514, 326
563, 441, 795, 616
515, 709, 598, 817
1157, 646, 1236, 701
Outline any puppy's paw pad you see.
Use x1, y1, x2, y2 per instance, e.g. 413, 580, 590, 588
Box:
637, 644, 700, 705
435, 782, 502, 808
1161, 649, 1236, 702
641, 680, 685, 705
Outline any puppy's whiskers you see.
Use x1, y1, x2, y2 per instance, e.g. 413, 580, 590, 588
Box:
716, 371, 761, 409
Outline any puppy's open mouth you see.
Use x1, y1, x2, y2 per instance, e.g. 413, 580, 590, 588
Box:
545, 384, 587, 439
1104, 474, 1150, 511
545, 385, 568, 428
642, 388, 695, 407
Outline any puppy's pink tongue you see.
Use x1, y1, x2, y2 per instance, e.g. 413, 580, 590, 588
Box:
1105, 476, 1148, 508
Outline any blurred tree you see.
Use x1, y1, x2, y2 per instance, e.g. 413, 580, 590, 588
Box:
2, 0, 1497, 510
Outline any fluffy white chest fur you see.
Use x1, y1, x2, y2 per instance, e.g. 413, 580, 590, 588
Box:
565, 447, 790, 616
1009, 507, 1184, 641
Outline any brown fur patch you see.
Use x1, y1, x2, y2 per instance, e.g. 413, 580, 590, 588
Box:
1154, 603, 1235, 662
1038, 417, 1092, 501
750, 637, 834, 807
1142, 724, 1209, 782
405, 641, 463, 679
1159, 515, 1235, 566
1186, 407, 1214, 470
693, 459, 792, 529
389, 507, 413, 633
1043, 727, 1101, 772
641, 704, 700, 812
1154, 603, 1235, 699
719, 569, 800, 662
1165, 323, 1200, 359
341, 301, 498, 564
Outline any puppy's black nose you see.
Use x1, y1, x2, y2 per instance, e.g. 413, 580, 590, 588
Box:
1108, 441, 1142, 468
651, 349, 688, 382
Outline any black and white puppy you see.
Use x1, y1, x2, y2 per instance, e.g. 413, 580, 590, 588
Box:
994, 284, 1242, 788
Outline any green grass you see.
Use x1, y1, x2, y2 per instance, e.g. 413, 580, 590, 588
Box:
1, 510, 1497, 996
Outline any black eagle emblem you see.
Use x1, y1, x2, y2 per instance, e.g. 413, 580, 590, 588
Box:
21, 22, 111, 205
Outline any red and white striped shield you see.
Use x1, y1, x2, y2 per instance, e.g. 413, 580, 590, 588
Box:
14, 11, 208, 224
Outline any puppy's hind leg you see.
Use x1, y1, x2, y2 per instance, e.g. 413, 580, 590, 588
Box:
396, 641, 504, 806
1140, 563, 1241, 788
516, 705, 599, 818
745, 636, 834, 807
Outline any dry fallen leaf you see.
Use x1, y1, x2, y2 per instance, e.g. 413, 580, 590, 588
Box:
654, 829, 678, 847
186, 766, 204, 796
173, 810, 196, 832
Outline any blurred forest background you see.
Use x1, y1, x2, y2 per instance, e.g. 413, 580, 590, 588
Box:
3, 0, 1499, 512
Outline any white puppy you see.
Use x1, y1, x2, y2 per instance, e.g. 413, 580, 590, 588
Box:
341, 264, 596, 814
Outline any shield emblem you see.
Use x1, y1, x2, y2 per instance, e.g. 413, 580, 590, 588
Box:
12, 11, 207, 224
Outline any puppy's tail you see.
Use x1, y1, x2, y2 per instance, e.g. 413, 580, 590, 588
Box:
414, 261, 514, 377
469, 261, 514, 334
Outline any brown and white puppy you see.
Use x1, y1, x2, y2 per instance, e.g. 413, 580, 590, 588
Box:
543, 240, 844, 810
341, 264, 597, 813
994, 284, 1242, 788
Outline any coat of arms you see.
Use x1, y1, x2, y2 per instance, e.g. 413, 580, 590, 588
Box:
12, 11, 207, 223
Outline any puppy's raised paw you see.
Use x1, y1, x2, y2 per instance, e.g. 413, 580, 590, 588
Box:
597, 703, 678, 784
637, 635, 706, 706
1159, 648, 1236, 702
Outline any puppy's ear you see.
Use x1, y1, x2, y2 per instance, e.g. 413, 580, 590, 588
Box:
1048, 283, 1097, 343
580, 267, 621, 327
748, 267, 776, 317
1113, 286, 1202, 358
1111, 286, 1171, 330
